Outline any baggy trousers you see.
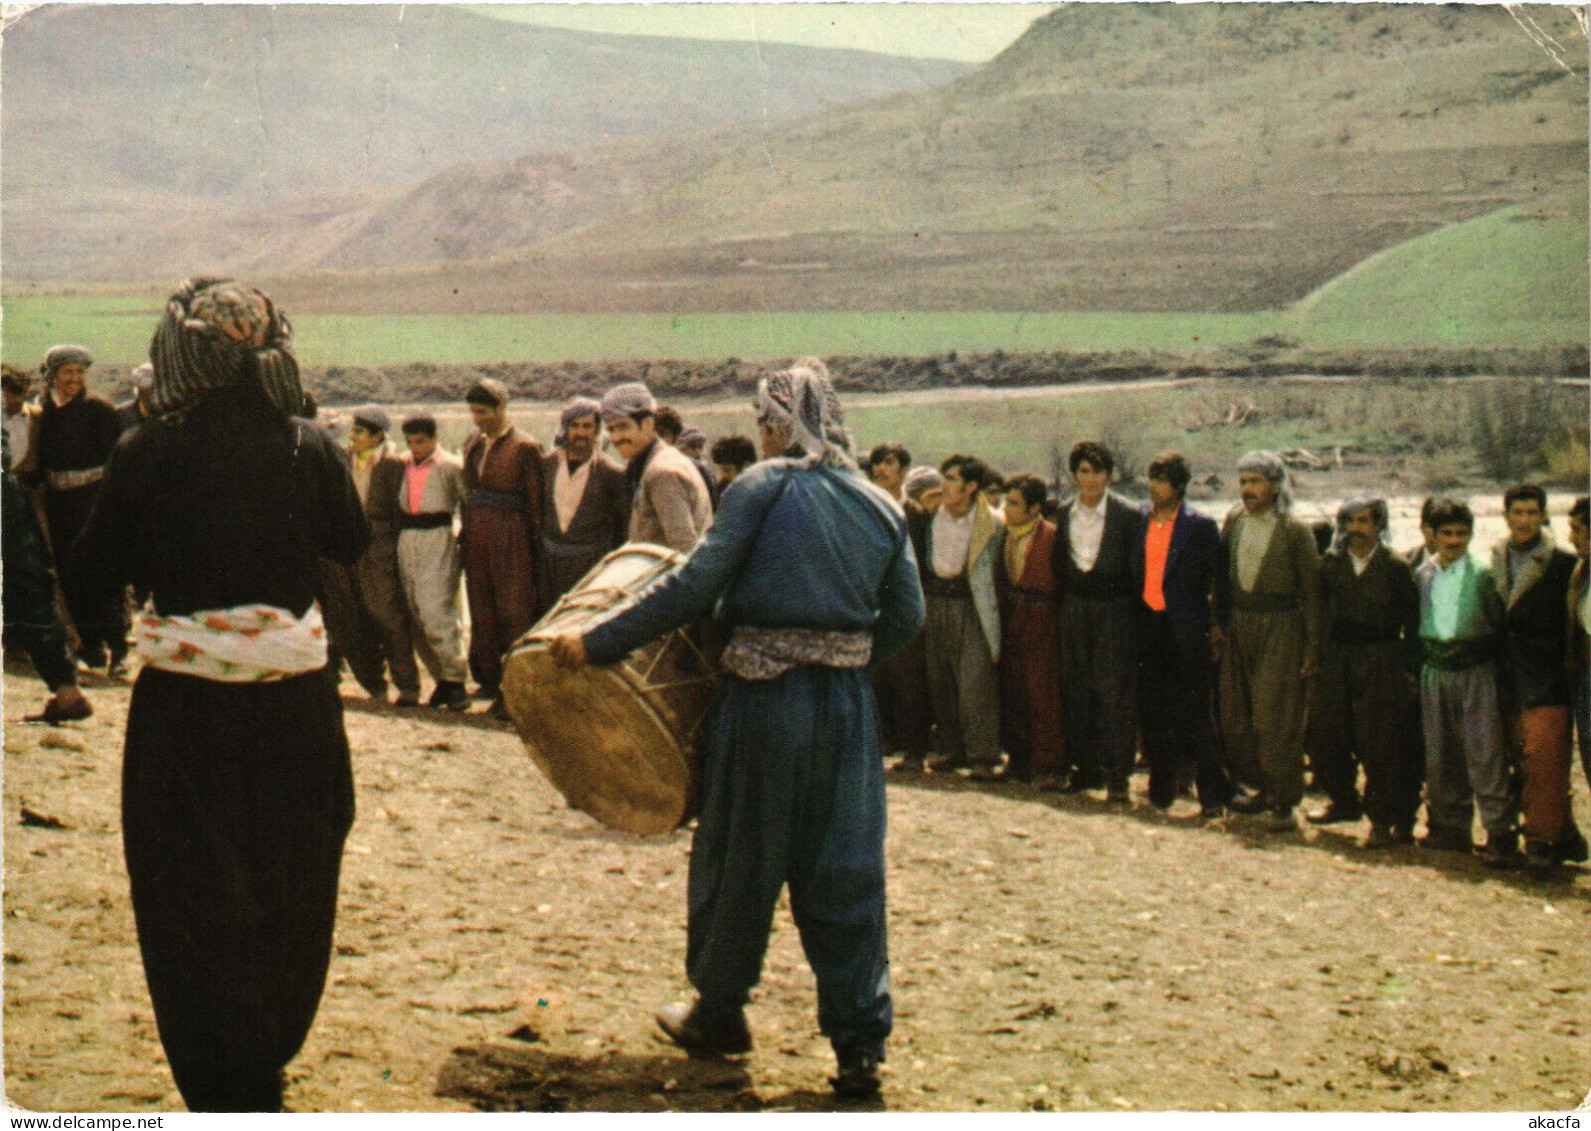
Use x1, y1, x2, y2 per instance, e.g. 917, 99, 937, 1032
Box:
1311, 639, 1422, 827
687, 667, 891, 1056
320, 558, 420, 699
922, 593, 1000, 767
123, 667, 354, 1112
396, 527, 468, 685
1420, 661, 1513, 838
1059, 593, 1137, 792
1517, 705, 1577, 848
1219, 607, 1309, 810
462, 508, 539, 691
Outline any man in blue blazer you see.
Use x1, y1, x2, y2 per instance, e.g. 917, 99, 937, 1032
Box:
1135, 452, 1233, 815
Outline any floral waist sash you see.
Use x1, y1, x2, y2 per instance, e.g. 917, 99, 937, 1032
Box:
134, 603, 328, 682
719, 625, 873, 682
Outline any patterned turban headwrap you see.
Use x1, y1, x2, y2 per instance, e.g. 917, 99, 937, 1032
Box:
1332, 492, 1391, 553
903, 465, 944, 503
753, 356, 856, 470
40, 345, 94, 385
1236, 449, 1294, 516
148, 277, 304, 419
556, 396, 602, 447
352, 405, 392, 435
599, 382, 656, 424
129, 363, 155, 393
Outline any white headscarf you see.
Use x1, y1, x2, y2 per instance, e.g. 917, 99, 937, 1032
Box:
1236, 449, 1295, 516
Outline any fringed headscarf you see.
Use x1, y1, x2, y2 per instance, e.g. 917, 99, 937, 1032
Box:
1332, 492, 1391, 553
1236, 449, 1295, 516
903, 465, 944, 504
753, 357, 856, 470
556, 396, 602, 448
148, 277, 305, 419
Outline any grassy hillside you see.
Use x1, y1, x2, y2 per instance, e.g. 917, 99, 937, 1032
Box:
1, 4, 966, 281
224, 2, 1587, 316
1293, 189, 1590, 348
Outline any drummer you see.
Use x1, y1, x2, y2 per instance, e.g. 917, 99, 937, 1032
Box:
551, 358, 925, 1101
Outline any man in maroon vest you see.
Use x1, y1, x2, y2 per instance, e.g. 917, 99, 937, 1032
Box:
993, 474, 1065, 784
460, 378, 545, 718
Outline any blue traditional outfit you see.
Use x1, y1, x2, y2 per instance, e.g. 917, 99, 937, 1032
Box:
579, 363, 924, 1082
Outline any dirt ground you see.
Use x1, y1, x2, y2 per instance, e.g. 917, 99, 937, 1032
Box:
4, 668, 1589, 1114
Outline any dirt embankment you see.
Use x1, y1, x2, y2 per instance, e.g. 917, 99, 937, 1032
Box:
83, 346, 1590, 408
4, 671, 1589, 1114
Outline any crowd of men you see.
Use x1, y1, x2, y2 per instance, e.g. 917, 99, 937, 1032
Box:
863, 440, 1591, 875
8, 344, 1587, 876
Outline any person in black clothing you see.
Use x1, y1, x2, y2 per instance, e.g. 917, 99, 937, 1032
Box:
35, 345, 127, 674
1051, 440, 1144, 801
2, 426, 92, 723
72, 282, 369, 1112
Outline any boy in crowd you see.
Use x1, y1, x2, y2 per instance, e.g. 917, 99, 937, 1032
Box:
396, 414, 470, 710
1414, 498, 1512, 863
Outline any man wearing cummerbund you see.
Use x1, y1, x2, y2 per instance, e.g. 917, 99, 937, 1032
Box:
319, 404, 421, 705
34, 344, 127, 676
1051, 440, 1144, 801
993, 473, 1065, 784
1218, 450, 1322, 832
550, 358, 924, 1101
540, 396, 629, 607
72, 278, 369, 1111
920, 453, 1003, 777
460, 378, 546, 715
396, 413, 470, 710
1306, 493, 1422, 848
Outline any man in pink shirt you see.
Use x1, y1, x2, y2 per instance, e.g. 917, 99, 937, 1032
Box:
395, 414, 469, 710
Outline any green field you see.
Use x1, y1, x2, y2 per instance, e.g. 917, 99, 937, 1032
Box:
1293, 192, 1591, 349
0, 298, 1286, 369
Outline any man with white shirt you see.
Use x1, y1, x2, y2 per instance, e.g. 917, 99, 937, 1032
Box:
921, 454, 1003, 777
1217, 451, 1322, 831
396, 414, 470, 711
1306, 494, 1422, 847
3, 364, 40, 476
540, 397, 629, 606
1051, 441, 1144, 801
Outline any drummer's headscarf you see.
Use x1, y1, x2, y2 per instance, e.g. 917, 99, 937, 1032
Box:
148, 277, 306, 420
556, 396, 602, 448
1331, 492, 1391, 553
754, 357, 856, 471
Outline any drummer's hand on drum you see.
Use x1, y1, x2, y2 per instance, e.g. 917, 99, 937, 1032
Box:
548, 632, 590, 669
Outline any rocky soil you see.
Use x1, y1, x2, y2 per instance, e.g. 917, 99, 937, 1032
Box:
4, 671, 1589, 1113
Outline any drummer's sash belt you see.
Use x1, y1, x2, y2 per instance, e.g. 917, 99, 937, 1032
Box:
719, 625, 873, 681
397, 511, 454, 530
467, 487, 523, 510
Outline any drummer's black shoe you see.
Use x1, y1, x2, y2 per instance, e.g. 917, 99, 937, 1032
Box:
830, 1044, 883, 1100
656, 999, 752, 1057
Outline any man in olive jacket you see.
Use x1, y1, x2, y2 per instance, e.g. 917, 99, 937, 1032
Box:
1217, 451, 1322, 831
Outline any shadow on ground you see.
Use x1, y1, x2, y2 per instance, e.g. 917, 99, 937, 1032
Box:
436, 1042, 883, 1112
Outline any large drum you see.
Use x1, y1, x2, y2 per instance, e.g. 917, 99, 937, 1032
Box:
501, 544, 717, 835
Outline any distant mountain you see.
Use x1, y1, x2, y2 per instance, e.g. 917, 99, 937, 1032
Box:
252, 2, 1586, 317
0, 3, 968, 279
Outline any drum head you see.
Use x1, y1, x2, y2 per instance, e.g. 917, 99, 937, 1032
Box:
502, 643, 692, 836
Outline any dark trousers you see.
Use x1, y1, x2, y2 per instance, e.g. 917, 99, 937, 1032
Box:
47, 483, 128, 664
124, 667, 354, 1112
1310, 640, 1423, 827
687, 668, 891, 1056
1576, 661, 1591, 792
1137, 611, 1230, 809
1059, 593, 1137, 792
